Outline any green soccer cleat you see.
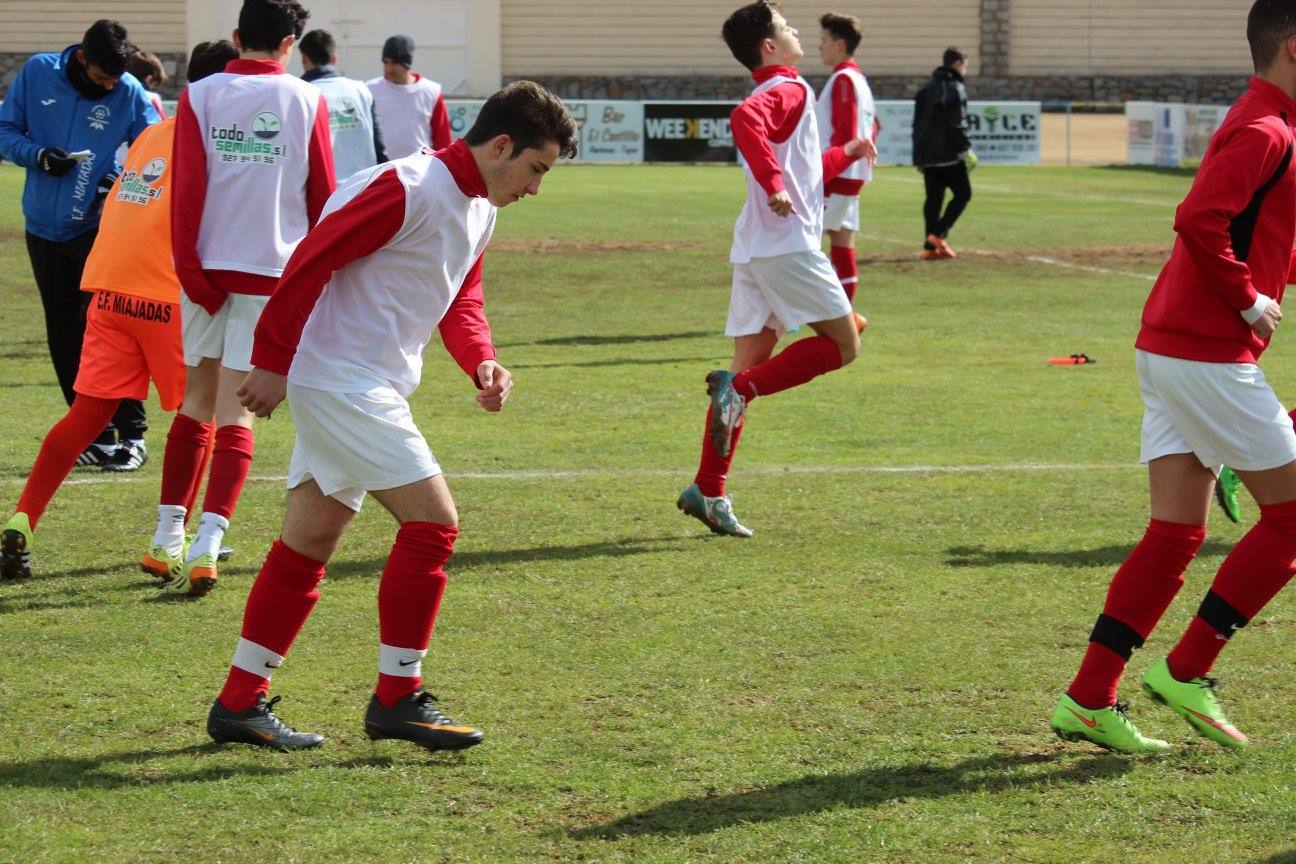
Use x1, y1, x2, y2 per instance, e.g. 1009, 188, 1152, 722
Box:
1142, 657, 1248, 748
1, 513, 33, 580
142, 540, 186, 582
705, 370, 746, 458
1050, 693, 1170, 754
1214, 467, 1242, 524
677, 483, 753, 538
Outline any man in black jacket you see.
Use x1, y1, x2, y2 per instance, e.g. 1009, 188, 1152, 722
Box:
912, 47, 973, 259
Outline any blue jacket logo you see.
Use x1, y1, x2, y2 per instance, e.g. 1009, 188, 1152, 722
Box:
87, 105, 110, 131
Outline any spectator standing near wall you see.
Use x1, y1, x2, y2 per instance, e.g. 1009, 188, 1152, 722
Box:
366, 35, 451, 159
0, 20, 160, 470
912, 47, 974, 260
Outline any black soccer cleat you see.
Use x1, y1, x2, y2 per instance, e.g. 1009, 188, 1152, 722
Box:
102, 439, 148, 472
363, 690, 484, 751
207, 694, 324, 750
74, 443, 115, 468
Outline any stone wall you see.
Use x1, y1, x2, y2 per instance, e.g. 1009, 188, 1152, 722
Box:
0, 52, 189, 99
505, 73, 1250, 106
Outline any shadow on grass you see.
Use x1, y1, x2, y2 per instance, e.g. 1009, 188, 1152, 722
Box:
945, 539, 1234, 569
325, 535, 693, 580
1252, 853, 1296, 864
573, 752, 1132, 839
500, 330, 712, 349
511, 355, 719, 371
1095, 164, 1199, 178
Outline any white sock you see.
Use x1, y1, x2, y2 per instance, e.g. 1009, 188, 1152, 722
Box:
187, 512, 229, 563
153, 505, 186, 556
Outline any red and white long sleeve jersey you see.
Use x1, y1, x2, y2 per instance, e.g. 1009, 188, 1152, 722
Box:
815, 60, 875, 193
252, 139, 497, 398
1136, 77, 1296, 364
729, 65, 863, 264
173, 59, 336, 303
366, 74, 451, 159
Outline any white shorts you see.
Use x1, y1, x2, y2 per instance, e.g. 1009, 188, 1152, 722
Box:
1136, 349, 1296, 473
285, 382, 442, 512
181, 293, 271, 372
725, 250, 853, 337
823, 193, 860, 232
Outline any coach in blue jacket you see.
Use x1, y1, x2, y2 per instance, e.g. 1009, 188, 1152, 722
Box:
0, 20, 159, 470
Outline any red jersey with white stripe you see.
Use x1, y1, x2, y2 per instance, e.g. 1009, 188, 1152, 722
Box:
172, 58, 336, 305
729, 65, 865, 263
815, 60, 875, 194
366, 74, 451, 159
251, 140, 496, 397
1136, 77, 1296, 364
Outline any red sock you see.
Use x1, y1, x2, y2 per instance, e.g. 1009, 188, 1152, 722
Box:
218, 539, 326, 711
202, 425, 255, 520
694, 405, 744, 497
1167, 500, 1296, 680
732, 336, 843, 400
829, 245, 858, 303
376, 521, 458, 707
16, 395, 119, 529
185, 429, 216, 525
161, 413, 213, 507
1067, 519, 1205, 709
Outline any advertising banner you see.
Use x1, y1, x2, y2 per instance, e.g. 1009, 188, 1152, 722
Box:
1125, 102, 1229, 168
642, 102, 736, 162
448, 99, 644, 162
874, 101, 1041, 166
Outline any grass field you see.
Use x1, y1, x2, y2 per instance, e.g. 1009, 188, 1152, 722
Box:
3, 160, 1296, 864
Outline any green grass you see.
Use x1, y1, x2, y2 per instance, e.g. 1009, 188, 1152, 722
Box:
2, 161, 1296, 863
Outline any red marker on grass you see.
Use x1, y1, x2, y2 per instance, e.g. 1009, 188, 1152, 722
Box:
1049, 354, 1096, 365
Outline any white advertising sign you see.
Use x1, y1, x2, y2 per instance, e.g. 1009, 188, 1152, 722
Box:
874, 100, 1041, 166
1126, 101, 1229, 168
446, 99, 644, 163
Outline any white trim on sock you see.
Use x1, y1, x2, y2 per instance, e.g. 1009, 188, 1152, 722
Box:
379, 644, 428, 678
231, 637, 285, 680
153, 505, 186, 554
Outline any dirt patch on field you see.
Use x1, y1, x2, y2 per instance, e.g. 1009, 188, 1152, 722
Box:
491, 237, 708, 254
858, 243, 1168, 272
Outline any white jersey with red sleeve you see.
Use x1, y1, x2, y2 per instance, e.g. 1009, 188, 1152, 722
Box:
730, 73, 823, 264
815, 61, 875, 185
178, 60, 334, 280
251, 140, 497, 398
366, 74, 451, 159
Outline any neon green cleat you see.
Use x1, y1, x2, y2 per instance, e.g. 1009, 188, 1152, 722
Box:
142, 541, 186, 582
1142, 657, 1248, 748
1050, 693, 1170, 754
1214, 467, 1242, 524
1, 513, 33, 580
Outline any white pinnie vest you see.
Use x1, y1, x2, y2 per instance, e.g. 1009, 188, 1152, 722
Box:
367, 75, 442, 159
815, 66, 876, 184
289, 153, 497, 397
187, 71, 323, 277
314, 75, 378, 181
730, 75, 823, 264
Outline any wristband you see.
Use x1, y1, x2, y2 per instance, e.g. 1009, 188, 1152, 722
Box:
1241, 293, 1271, 326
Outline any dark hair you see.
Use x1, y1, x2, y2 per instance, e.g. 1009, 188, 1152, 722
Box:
464, 81, 578, 160
722, 2, 781, 71
127, 49, 166, 87
1248, 0, 1296, 71
819, 12, 862, 55
237, 0, 310, 53
187, 39, 239, 83
943, 47, 966, 68
299, 29, 334, 67
81, 20, 131, 77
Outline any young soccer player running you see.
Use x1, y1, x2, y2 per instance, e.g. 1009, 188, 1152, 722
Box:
1, 41, 241, 581
677, 2, 872, 538
816, 11, 877, 333
150, 0, 336, 596
1051, 0, 1296, 753
203, 81, 577, 751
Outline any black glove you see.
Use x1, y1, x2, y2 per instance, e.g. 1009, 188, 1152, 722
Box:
92, 171, 119, 215
37, 147, 77, 177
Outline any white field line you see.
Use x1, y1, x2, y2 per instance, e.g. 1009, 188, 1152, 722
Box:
886, 174, 1176, 208
856, 232, 1156, 282
42, 461, 1138, 488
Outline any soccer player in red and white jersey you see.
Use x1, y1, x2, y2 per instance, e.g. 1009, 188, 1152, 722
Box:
816, 11, 877, 333
202, 82, 577, 751
1051, 0, 1296, 754
149, 0, 336, 596
366, 35, 451, 160
677, 2, 872, 539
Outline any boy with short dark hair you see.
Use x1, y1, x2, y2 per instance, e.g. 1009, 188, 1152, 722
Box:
151, 0, 336, 596
676, 1, 871, 539
366, 35, 451, 158
299, 28, 387, 180
203, 80, 577, 751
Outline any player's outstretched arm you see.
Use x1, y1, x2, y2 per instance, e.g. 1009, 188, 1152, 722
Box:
237, 368, 288, 418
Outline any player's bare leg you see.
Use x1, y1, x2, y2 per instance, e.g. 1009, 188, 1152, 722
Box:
365, 475, 482, 750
